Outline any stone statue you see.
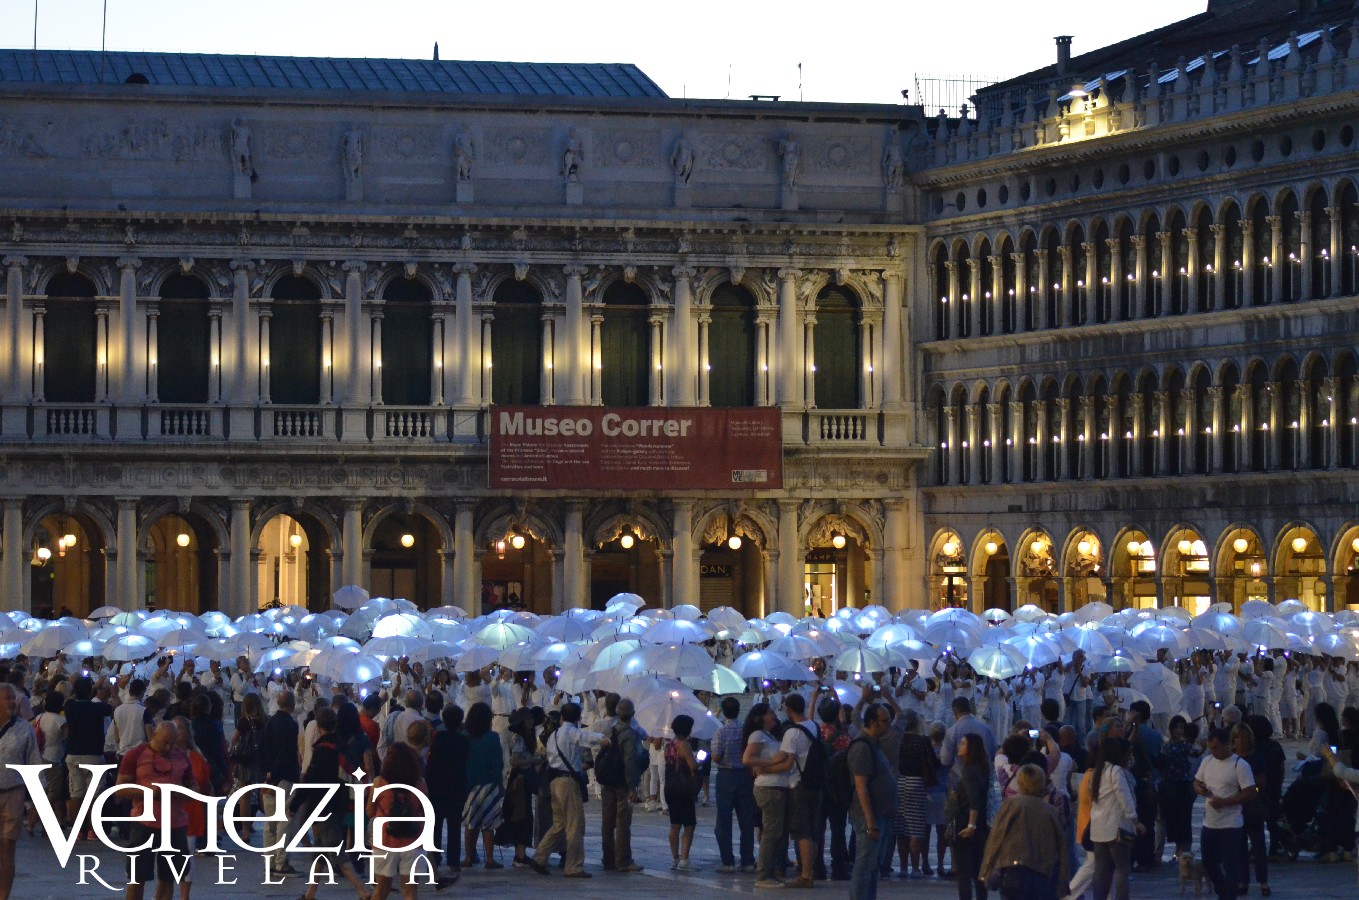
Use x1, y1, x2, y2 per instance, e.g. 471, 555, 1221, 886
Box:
453, 127, 475, 181
670, 133, 695, 183
778, 136, 800, 190
343, 128, 364, 186
561, 128, 584, 183
882, 140, 905, 191
231, 117, 253, 178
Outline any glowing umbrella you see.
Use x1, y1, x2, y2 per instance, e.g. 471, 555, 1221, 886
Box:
254, 645, 301, 674
982, 608, 1014, 625
309, 645, 361, 680
832, 646, 892, 675
615, 674, 690, 700
336, 654, 384, 684
730, 650, 816, 682
59, 638, 103, 659
498, 641, 548, 671
102, 633, 159, 662
1130, 623, 1191, 655
766, 633, 833, 662
363, 635, 426, 659
1073, 601, 1114, 624
1065, 627, 1114, 657
533, 617, 594, 643
87, 605, 123, 620
1241, 619, 1289, 651
1191, 611, 1243, 634
681, 664, 747, 695
922, 621, 982, 653
1003, 634, 1062, 669
1090, 651, 1146, 674
407, 642, 461, 665
632, 690, 720, 739
371, 613, 434, 640
332, 584, 370, 611
639, 619, 712, 645
472, 622, 536, 649
968, 643, 1027, 681
454, 644, 501, 673
865, 623, 921, 650
1288, 611, 1336, 639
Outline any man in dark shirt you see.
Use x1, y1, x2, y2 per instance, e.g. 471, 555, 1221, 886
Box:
63, 676, 114, 827
261, 689, 300, 876
849, 702, 895, 900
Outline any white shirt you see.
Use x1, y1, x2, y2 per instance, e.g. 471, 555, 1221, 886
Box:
545, 721, 605, 773
780, 721, 815, 790
111, 701, 146, 756
1196, 753, 1254, 829
1089, 763, 1136, 843
748, 730, 788, 789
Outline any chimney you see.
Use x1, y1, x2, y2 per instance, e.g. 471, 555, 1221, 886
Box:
1055, 35, 1074, 75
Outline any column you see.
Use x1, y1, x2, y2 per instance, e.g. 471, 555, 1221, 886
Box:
116, 498, 139, 608
145, 308, 159, 402
1207, 386, 1224, 473
1, 500, 24, 612
207, 309, 223, 404
965, 405, 982, 485
1267, 216, 1283, 303
697, 310, 711, 406
671, 266, 696, 406
3, 257, 28, 404
1105, 239, 1123, 319
228, 499, 252, 618
1296, 381, 1311, 469
1180, 388, 1196, 473
342, 501, 364, 589
671, 500, 697, 605
966, 257, 982, 336
778, 500, 802, 616
1155, 391, 1171, 475
1107, 392, 1123, 477
802, 311, 817, 408
1131, 234, 1149, 318
1185, 229, 1201, 312
1129, 394, 1145, 477
1082, 242, 1097, 325
342, 262, 367, 404
988, 403, 1005, 482
116, 257, 143, 403
1296, 210, 1313, 300
754, 311, 772, 406
1010, 254, 1029, 332
562, 502, 585, 611
944, 407, 959, 483
1241, 221, 1257, 307
1033, 400, 1049, 480
1323, 377, 1340, 469
1157, 232, 1174, 315
369, 307, 384, 405
1327, 205, 1344, 297
540, 313, 556, 404
1008, 401, 1024, 481
589, 311, 603, 404
228, 260, 255, 405
430, 306, 445, 406
944, 261, 960, 333
989, 255, 1003, 335
649, 311, 665, 405
1081, 396, 1097, 479
1036, 250, 1052, 329
94, 307, 110, 402
776, 268, 802, 406
561, 266, 587, 406
882, 499, 909, 611
479, 313, 493, 405
257, 307, 272, 403
881, 272, 904, 408
1056, 398, 1072, 480
1209, 224, 1226, 310
453, 264, 478, 406
1235, 385, 1253, 472
1265, 381, 1281, 471
454, 503, 477, 615
1057, 246, 1072, 328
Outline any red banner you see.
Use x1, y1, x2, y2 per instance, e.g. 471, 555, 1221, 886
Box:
489, 406, 783, 491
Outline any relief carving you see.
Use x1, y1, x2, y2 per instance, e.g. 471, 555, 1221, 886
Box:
484, 128, 550, 165
697, 134, 767, 171
806, 136, 871, 173
80, 118, 225, 161
593, 130, 659, 168
374, 127, 441, 161
260, 124, 331, 161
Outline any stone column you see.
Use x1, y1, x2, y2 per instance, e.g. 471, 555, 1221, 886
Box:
1207, 386, 1224, 473
453, 264, 478, 406
776, 268, 802, 407
989, 255, 1004, 335
1241, 220, 1257, 307
562, 502, 585, 611
1209, 224, 1226, 310
116, 498, 139, 608
965, 404, 982, 485
1056, 398, 1072, 480
1296, 381, 1311, 469
1033, 400, 1049, 480
944, 406, 959, 483
454, 503, 477, 615
988, 402, 1005, 482
429, 304, 446, 406
257, 307, 272, 403
1323, 377, 1340, 469
1185, 230, 1201, 312
1008, 401, 1024, 481
1055, 246, 1072, 328
1082, 242, 1097, 325
881, 272, 904, 408
1107, 392, 1122, 477
1010, 253, 1029, 332
1081, 396, 1097, 479
369, 307, 384, 405
1131, 234, 1148, 318
649, 310, 665, 406
560, 266, 587, 405
1105, 239, 1123, 319
1036, 250, 1052, 329
342, 501, 364, 590
1180, 387, 1196, 473
697, 310, 711, 406
342, 262, 367, 405
318, 308, 334, 405
944, 261, 959, 335
1327, 205, 1344, 297
1156, 231, 1174, 315
479, 312, 494, 406
227, 499, 252, 618
3, 257, 29, 407
589, 310, 604, 404
94, 307, 110, 403
540, 312, 556, 404
1, 500, 25, 613
671, 266, 696, 406
966, 257, 983, 336
1267, 216, 1283, 303
802, 310, 817, 408
116, 258, 143, 404
1129, 394, 1145, 477
882, 499, 909, 608
228, 260, 255, 407
145, 308, 159, 402
1235, 385, 1253, 472
1155, 391, 1171, 475
1265, 381, 1281, 471
1296, 209, 1313, 300
754, 311, 772, 406
778, 500, 802, 616
671, 500, 697, 605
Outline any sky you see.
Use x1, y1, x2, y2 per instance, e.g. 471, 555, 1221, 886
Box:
3, 0, 1199, 105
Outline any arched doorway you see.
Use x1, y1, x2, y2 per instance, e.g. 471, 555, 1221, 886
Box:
1163, 526, 1211, 612
29, 511, 105, 618
1015, 530, 1057, 611
803, 515, 872, 615
481, 520, 553, 614
1338, 525, 1359, 611
1215, 527, 1268, 613
1111, 528, 1156, 610
698, 511, 766, 618
1275, 524, 1325, 611
590, 518, 662, 610
369, 513, 442, 607
1063, 529, 1106, 610
930, 529, 967, 610
256, 512, 332, 612
972, 530, 1012, 612
144, 512, 220, 614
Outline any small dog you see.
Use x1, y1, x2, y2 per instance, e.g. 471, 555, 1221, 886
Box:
1177, 852, 1207, 896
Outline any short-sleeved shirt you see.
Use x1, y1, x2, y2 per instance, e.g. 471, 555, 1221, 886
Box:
118, 744, 192, 828
779, 722, 815, 790
64, 699, 113, 756
847, 737, 894, 828
748, 730, 787, 789
1195, 752, 1255, 830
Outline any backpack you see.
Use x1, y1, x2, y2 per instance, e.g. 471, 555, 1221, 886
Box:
794, 722, 829, 791
594, 725, 627, 788
826, 736, 871, 810
229, 719, 260, 768
383, 785, 423, 838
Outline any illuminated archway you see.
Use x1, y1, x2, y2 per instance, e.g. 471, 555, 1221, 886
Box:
1274, 523, 1325, 611
1163, 525, 1211, 613
1214, 526, 1268, 613
255, 512, 333, 612
1015, 529, 1057, 611
1110, 527, 1156, 610
144, 512, 221, 614
930, 529, 967, 610
971, 529, 1011, 612
1337, 524, 1359, 611
29, 511, 105, 618
1063, 528, 1107, 610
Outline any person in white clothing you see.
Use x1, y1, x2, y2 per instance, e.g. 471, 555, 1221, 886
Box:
1195, 728, 1256, 900
1088, 737, 1140, 900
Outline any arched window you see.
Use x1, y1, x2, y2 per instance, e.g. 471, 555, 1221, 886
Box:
158, 273, 211, 404
932, 245, 950, 340
1220, 202, 1245, 309
1166, 210, 1188, 315
1092, 221, 1112, 323
708, 284, 756, 408
1192, 208, 1212, 311
1042, 230, 1061, 328
814, 285, 861, 409
1277, 357, 1299, 469
1308, 187, 1330, 299
1248, 197, 1270, 304
382, 277, 433, 406
977, 239, 994, 336
953, 246, 972, 337
1067, 224, 1087, 326
1340, 182, 1359, 296
269, 275, 322, 405
44, 272, 98, 403
491, 280, 542, 406
1337, 352, 1358, 468
600, 281, 650, 407
1020, 383, 1038, 481
1220, 364, 1240, 473
1279, 192, 1302, 302
998, 237, 1017, 333
1144, 213, 1164, 317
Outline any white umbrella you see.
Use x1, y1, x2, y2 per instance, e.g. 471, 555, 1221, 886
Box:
224, 632, 276, 655
335, 654, 385, 684
630, 643, 718, 680
1003, 634, 1061, 669
102, 633, 159, 662
1108, 687, 1151, 710
1274, 599, 1309, 617
926, 607, 985, 630
156, 627, 205, 652
1073, 601, 1114, 624
498, 641, 549, 671
332, 584, 370, 611
1131, 623, 1190, 655
533, 642, 584, 666
407, 642, 461, 665
196, 637, 243, 663
1241, 619, 1289, 651
1012, 604, 1049, 624
765, 633, 832, 662
371, 613, 434, 640
1065, 627, 1114, 657
1288, 611, 1335, 639
632, 690, 720, 739
1090, 651, 1146, 674
968, 644, 1028, 680
671, 604, 702, 621
254, 645, 301, 674
680, 664, 747, 695
832, 646, 891, 675
865, 623, 921, 650
1191, 611, 1243, 634
615, 674, 690, 700
87, 605, 123, 620
1312, 632, 1359, 660
639, 619, 712, 645
454, 644, 501, 673
59, 638, 104, 659
472, 622, 536, 649
364, 635, 427, 659
1130, 665, 1183, 713
309, 645, 361, 680
1240, 599, 1274, 620
604, 592, 647, 613
981, 608, 1014, 625
707, 607, 748, 633
922, 621, 982, 653
730, 650, 816, 682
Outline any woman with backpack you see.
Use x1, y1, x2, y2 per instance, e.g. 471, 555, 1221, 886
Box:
665, 714, 701, 869
896, 710, 939, 878
498, 707, 541, 867
230, 692, 266, 833
371, 741, 428, 900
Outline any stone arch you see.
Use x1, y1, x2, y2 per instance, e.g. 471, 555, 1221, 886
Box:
42, 262, 114, 298
481, 267, 558, 305
362, 501, 454, 550
137, 499, 230, 551
262, 267, 327, 299
23, 497, 116, 551
249, 500, 343, 550
142, 262, 212, 298
585, 501, 672, 553
796, 502, 883, 554
373, 266, 440, 302
476, 501, 562, 551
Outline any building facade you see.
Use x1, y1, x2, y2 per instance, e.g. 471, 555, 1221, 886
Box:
3, 0, 1357, 621
0, 51, 924, 618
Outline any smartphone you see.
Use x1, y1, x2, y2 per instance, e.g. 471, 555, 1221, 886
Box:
1213, 702, 1222, 709
696, 749, 709, 762
1028, 729, 1040, 739
1332, 745, 1340, 754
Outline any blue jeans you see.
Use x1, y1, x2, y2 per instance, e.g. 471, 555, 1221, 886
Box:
1068, 699, 1092, 740
714, 768, 756, 867
1202, 826, 1244, 900
850, 814, 886, 900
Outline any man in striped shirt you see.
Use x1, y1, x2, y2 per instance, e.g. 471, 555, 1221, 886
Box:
711, 697, 756, 873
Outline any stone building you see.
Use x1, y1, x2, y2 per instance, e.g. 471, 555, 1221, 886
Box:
0, 51, 922, 617
3, 0, 1356, 621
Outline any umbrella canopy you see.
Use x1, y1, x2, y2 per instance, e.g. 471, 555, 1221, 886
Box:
639, 619, 711, 645
364, 635, 427, 659
1130, 665, 1184, 713
604, 592, 647, 613
832, 646, 892, 675
1090, 651, 1147, 674
865, 623, 921, 651
254, 645, 301, 674
1108, 687, 1151, 710
534, 617, 594, 644
370, 613, 434, 640
497, 642, 548, 671
632, 690, 720, 739
336, 654, 385, 684
454, 644, 501, 673
968, 644, 1027, 680
472, 622, 537, 649
332, 584, 370, 611
1240, 599, 1274, 620
1073, 601, 1114, 624
102, 633, 159, 662
1003, 634, 1062, 669
1191, 611, 1243, 634
1064, 627, 1115, 658
1012, 604, 1049, 624
1130, 623, 1191, 656
981, 608, 1014, 625
922, 621, 982, 653
87, 605, 123, 620
730, 650, 816, 682
1287, 611, 1336, 639
765, 633, 833, 662
680, 664, 747, 695
1240, 619, 1290, 651
629, 643, 718, 680
59, 638, 104, 659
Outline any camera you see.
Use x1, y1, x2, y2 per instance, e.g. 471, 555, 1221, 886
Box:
1028, 729, 1039, 739
696, 749, 709, 762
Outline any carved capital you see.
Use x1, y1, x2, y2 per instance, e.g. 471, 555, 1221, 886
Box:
562, 264, 588, 279
342, 260, 367, 274
2, 255, 26, 269
451, 262, 477, 277
671, 265, 697, 280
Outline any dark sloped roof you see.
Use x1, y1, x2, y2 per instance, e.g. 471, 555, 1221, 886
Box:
0, 49, 668, 98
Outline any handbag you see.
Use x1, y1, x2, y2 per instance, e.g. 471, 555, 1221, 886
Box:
1116, 826, 1136, 844
553, 731, 589, 804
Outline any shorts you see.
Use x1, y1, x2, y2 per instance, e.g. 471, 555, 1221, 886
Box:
373, 847, 427, 880
66, 754, 106, 798
787, 782, 823, 842
124, 825, 192, 884
0, 789, 25, 841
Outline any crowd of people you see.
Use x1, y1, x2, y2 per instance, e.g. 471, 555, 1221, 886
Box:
0, 596, 1356, 900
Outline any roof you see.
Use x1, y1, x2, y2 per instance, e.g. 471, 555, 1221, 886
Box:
0, 49, 668, 99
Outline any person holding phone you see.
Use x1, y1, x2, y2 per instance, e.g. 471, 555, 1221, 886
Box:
1194, 728, 1255, 900
665, 714, 701, 870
